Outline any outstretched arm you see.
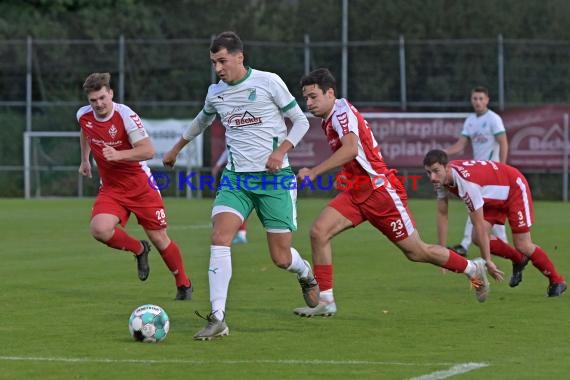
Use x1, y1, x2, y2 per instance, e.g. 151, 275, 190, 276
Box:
436, 197, 449, 247
445, 136, 469, 156
266, 105, 309, 172
470, 208, 504, 280
297, 132, 358, 181
163, 110, 215, 168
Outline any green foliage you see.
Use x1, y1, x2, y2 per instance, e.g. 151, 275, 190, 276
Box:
1, 1, 569, 197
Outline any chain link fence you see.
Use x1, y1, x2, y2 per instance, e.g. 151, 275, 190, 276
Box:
1, 36, 569, 197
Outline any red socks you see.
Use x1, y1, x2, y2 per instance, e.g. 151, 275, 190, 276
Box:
105, 230, 191, 287
314, 264, 333, 292
159, 241, 191, 287
490, 239, 527, 264
104, 228, 142, 254
529, 246, 565, 283
442, 250, 469, 273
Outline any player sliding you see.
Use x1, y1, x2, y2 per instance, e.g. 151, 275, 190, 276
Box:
293, 68, 496, 318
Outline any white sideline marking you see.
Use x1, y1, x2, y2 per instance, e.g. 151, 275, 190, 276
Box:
409, 362, 489, 380
0, 356, 483, 368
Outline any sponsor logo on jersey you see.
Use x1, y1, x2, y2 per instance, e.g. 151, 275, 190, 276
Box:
227, 111, 262, 128
247, 88, 256, 101
108, 125, 118, 139
91, 138, 122, 147
86, 121, 93, 128
472, 132, 490, 143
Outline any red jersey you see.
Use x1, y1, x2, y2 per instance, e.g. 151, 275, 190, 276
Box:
444, 160, 524, 213
77, 103, 153, 200
322, 99, 393, 202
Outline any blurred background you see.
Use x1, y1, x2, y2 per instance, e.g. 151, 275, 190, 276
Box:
0, 0, 568, 199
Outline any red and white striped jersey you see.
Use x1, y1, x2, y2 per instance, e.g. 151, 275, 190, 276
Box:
445, 159, 521, 212
322, 98, 389, 177
76, 102, 152, 195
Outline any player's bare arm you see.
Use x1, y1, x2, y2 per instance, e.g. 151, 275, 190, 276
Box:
163, 137, 190, 168
164, 110, 214, 168
444, 136, 468, 156
296, 132, 358, 182
78, 130, 92, 178
267, 105, 309, 173
103, 137, 154, 162
470, 208, 504, 281
496, 133, 509, 163
436, 197, 449, 246
265, 140, 292, 173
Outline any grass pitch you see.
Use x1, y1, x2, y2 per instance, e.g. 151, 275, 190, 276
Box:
0, 198, 568, 379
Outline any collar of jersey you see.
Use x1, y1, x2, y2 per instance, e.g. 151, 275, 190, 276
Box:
93, 103, 115, 122
227, 66, 252, 86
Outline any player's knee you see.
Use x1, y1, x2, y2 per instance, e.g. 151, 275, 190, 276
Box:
270, 253, 291, 269
211, 229, 232, 246
309, 222, 330, 245
403, 250, 423, 262
90, 223, 113, 242
148, 234, 170, 251
514, 242, 534, 256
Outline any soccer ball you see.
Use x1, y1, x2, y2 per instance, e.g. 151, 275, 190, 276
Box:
128, 304, 170, 342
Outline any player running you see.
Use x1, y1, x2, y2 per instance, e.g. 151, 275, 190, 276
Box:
292, 68, 494, 318
163, 31, 317, 340
78, 72, 193, 300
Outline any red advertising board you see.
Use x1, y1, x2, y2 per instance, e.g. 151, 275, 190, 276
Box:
211, 106, 569, 171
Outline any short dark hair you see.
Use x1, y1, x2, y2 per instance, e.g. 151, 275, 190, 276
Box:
300, 68, 337, 95
83, 72, 111, 94
210, 31, 243, 54
471, 86, 489, 96
423, 149, 449, 167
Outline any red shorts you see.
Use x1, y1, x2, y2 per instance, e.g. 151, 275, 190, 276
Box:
328, 183, 416, 242
92, 188, 168, 230
483, 174, 534, 233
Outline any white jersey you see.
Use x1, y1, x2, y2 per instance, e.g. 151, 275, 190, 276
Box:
203, 68, 297, 172
461, 109, 506, 161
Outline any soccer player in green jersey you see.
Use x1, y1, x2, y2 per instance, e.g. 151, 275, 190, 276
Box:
163, 31, 318, 340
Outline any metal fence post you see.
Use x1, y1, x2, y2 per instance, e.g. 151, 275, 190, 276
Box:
24, 133, 30, 199
26, 36, 32, 133
399, 35, 407, 111
210, 34, 216, 84
341, 0, 348, 99
497, 34, 505, 111
562, 113, 570, 203
118, 35, 125, 103
24, 36, 33, 199
304, 34, 311, 75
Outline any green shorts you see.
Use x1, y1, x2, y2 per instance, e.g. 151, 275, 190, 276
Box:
213, 167, 298, 231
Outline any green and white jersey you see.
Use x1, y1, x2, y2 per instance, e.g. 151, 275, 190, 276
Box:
203, 67, 298, 172
461, 109, 506, 161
